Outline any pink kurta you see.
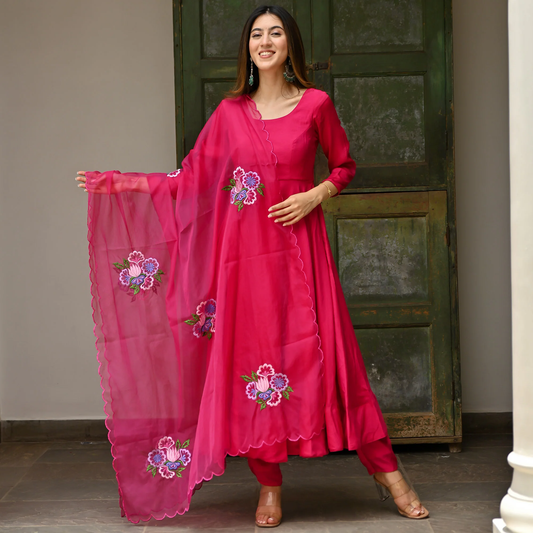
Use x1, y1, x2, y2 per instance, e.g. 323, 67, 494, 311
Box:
86, 88, 388, 522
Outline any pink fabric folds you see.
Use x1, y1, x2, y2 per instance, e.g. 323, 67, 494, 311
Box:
86, 97, 326, 522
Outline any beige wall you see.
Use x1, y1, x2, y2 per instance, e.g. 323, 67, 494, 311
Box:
0, 0, 175, 419
0, 0, 511, 420
453, 0, 512, 412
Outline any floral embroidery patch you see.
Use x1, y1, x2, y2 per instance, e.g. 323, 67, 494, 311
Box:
241, 364, 293, 410
113, 251, 165, 295
167, 169, 182, 178
146, 436, 191, 480
185, 299, 216, 339
222, 167, 265, 211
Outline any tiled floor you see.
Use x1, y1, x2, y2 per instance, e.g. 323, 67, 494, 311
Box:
0, 434, 512, 532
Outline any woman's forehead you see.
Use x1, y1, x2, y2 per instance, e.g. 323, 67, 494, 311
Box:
251, 13, 284, 31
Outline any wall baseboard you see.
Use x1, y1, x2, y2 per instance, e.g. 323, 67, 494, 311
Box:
1, 419, 108, 443
0, 412, 513, 443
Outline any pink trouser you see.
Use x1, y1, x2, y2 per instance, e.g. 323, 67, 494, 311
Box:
247, 436, 398, 486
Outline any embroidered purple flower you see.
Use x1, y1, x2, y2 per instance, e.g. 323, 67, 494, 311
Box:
270, 373, 289, 392
128, 251, 144, 264
141, 258, 159, 276
246, 381, 258, 400
158, 436, 175, 449
148, 449, 167, 467
179, 448, 192, 466
166, 462, 180, 470
241, 364, 294, 411
186, 299, 217, 339
235, 189, 247, 202
119, 269, 131, 286
158, 465, 175, 479
267, 390, 282, 407
243, 171, 260, 189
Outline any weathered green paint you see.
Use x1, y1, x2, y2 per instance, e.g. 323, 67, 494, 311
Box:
173, 0, 459, 444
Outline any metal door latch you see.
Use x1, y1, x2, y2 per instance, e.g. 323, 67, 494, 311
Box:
308, 61, 330, 71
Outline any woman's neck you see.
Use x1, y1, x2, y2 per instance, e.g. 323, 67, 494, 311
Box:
253, 69, 297, 103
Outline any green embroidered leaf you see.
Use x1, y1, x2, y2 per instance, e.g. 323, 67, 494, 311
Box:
146, 465, 152, 472
257, 187, 264, 197
251, 371, 258, 381
153, 274, 161, 282
192, 314, 200, 320
176, 472, 182, 478
286, 386, 293, 393
241, 375, 253, 382
230, 178, 236, 186
237, 202, 244, 212
176, 440, 181, 449
157, 269, 164, 275
182, 439, 190, 448
207, 332, 212, 339
184, 319, 197, 325
124, 259, 130, 268
259, 401, 266, 411
133, 285, 140, 295
152, 469, 156, 477
221, 186, 233, 191
282, 391, 290, 400
177, 467, 185, 474
113, 262, 123, 269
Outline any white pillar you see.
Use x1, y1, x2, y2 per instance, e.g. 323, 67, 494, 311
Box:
494, 1, 533, 532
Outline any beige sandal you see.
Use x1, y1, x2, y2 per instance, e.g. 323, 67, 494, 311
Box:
255, 485, 282, 528
374, 472, 429, 519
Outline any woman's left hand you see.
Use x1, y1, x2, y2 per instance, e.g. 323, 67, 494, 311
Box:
268, 188, 327, 226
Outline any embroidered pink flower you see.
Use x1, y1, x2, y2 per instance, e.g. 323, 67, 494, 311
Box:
158, 465, 175, 479
166, 446, 180, 462
256, 376, 270, 393
158, 436, 175, 449
119, 269, 131, 286
258, 364, 275, 377
141, 276, 154, 291
148, 449, 167, 467
270, 373, 289, 392
243, 189, 257, 205
167, 169, 182, 178
186, 299, 216, 339
246, 381, 258, 400
196, 299, 216, 317
233, 166, 245, 182
141, 258, 159, 276
243, 171, 260, 189
267, 390, 282, 407
128, 251, 144, 264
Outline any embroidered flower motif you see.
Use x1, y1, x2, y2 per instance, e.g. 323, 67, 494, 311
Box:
186, 299, 216, 339
241, 365, 293, 411
222, 166, 265, 211
146, 436, 191, 480
113, 250, 165, 296
270, 373, 289, 392
167, 169, 182, 178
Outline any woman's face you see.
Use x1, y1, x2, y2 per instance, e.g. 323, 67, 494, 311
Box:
248, 13, 289, 75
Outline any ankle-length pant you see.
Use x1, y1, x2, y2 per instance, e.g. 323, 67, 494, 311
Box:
247, 436, 398, 486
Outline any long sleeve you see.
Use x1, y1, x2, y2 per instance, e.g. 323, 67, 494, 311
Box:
313, 94, 356, 194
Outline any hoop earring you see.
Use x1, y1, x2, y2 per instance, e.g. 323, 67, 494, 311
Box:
283, 57, 296, 83
249, 57, 254, 86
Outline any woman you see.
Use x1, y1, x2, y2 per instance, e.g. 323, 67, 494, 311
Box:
76, 5, 429, 528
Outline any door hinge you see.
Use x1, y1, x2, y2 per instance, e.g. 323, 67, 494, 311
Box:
446, 225, 450, 247
308, 61, 330, 71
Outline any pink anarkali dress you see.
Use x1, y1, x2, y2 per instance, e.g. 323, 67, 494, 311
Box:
86, 88, 391, 523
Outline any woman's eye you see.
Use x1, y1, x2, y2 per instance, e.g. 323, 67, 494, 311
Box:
252, 33, 261, 38
271, 32, 281, 36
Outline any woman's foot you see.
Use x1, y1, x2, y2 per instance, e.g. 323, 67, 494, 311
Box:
255, 485, 282, 528
374, 470, 429, 519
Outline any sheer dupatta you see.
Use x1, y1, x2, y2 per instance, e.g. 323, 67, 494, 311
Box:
86, 97, 325, 523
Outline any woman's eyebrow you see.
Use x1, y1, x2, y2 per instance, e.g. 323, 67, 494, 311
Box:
251, 25, 284, 32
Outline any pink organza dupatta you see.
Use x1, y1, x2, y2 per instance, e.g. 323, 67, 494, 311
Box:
87, 97, 324, 522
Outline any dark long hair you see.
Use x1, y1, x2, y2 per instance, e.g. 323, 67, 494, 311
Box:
227, 5, 313, 97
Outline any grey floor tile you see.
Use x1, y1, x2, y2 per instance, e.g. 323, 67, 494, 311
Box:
406, 460, 512, 483
417, 481, 509, 502
265, 521, 433, 532
282, 454, 368, 479
0, 468, 30, 500
4, 478, 118, 502
462, 434, 513, 449
22, 462, 116, 481
0, 526, 143, 532
0, 444, 50, 467
47, 441, 112, 451
426, 500, 501, 533
35, 448, 112, 464
0, 500, 125, 527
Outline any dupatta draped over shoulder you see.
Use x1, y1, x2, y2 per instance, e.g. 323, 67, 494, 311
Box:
86, 91, 388, 523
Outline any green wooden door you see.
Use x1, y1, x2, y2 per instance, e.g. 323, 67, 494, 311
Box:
174, 0, 460, 445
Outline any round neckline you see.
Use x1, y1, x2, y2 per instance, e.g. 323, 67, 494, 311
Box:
247, 88, 312, 121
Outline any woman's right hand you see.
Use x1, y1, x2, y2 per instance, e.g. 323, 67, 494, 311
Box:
75, 171, 87, 192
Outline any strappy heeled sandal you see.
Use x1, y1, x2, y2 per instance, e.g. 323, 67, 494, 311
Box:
255, 485, 282, 528
374, 472, 429, 519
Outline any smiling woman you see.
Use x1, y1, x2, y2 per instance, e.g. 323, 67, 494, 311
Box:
76, 4, 428, 528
